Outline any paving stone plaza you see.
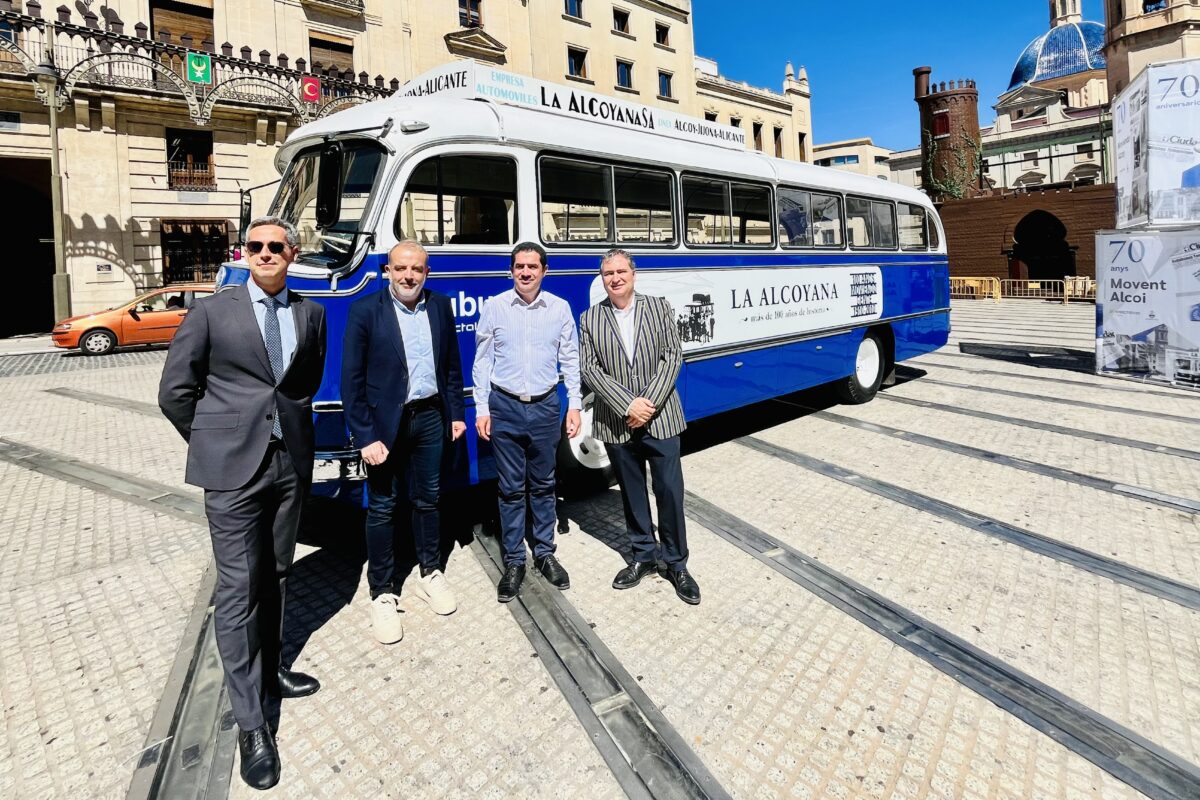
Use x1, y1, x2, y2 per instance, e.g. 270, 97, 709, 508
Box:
1, 300, 1198, 799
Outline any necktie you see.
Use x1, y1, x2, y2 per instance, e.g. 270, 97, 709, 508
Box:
261, 296, 285, 439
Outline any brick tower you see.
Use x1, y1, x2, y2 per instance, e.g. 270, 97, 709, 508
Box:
913, 67, 984, 202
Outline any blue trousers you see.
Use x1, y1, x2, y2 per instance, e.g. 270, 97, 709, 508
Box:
364, 404, 444, 595
490, 390, 560, 566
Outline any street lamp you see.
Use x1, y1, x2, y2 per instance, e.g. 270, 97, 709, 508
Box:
31, 29, 71, 321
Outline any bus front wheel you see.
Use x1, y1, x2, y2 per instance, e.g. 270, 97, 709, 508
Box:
557, 392, 616, 495
836, 332, 885, 404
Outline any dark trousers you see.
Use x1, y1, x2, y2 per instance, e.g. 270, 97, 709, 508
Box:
204, 445, 304, 731
607, 433, 689, 571
491, 390, 560, 566
364, 404, 445, 596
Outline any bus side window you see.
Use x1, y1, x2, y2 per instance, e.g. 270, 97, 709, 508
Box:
847, 196, 897, 250
777, 187, 813, 247
396, 155, 518, 245
682, 176, 731, 245
928, 214, 941, 249
615, 167, 675, 244
540, 158, 612, 243
898, 203, 929, 251
810, 192, 844, 247
732, 183, 773, 246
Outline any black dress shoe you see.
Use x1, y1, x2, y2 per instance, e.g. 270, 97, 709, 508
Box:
237, 725, 280, 790
535, 555, 570, 589
664, 568, 701, 605
612, 560, 658, 589
277, 668, 320, 699
497, 564, 525, 603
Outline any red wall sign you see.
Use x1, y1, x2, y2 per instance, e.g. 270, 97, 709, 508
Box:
301, 77, 321, 103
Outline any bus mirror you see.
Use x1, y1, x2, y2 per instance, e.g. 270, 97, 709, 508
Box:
316, 143, 344, 230
238, 191, 252, 243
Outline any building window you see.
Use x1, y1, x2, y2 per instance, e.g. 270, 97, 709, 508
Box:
932, 112, 950, 137
798, 132, 808, 161
1143, 1, 1168, 12
567, 47, 588, 79
730, 116, 741, 128
1076, 143, 1095, 162
752, 122, 763, 152
874, 155, 889, 165
982, 159, 991, 173
459, 0, 482, 27
310, 33, 354, 73
161, 220, 229, 284
774, 127, 783, 158
613, 7, 630, 33
1024, 151, 1039, 166
655, 23, 669, 46
149, 0, 214, 46
565, 0, 583, 18
704, 111, 718, 122
658, 71, 672, 99
166, 128, 216, 191
616, 60, 634, 89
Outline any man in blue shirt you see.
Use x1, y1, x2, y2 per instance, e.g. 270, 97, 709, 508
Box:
473, 242, 582, 602
342, 241, 466, 644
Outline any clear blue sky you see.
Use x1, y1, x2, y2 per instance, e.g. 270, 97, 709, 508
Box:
691, 0, 1107, 152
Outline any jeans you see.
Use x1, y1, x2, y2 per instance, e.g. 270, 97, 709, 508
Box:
364, 404, 444, 595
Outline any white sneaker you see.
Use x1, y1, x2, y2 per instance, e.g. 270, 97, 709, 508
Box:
369, 593, 403, 644
411, 569, 458, 615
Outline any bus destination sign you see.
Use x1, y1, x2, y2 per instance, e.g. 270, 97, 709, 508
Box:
401, 61, 747, 152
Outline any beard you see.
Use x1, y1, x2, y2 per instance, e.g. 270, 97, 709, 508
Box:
393, 282, 423, 303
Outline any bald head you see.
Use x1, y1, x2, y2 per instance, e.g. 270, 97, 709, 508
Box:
389, 239, 429, 264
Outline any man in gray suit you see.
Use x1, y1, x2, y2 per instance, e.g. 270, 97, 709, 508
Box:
159, 216, 327, 790
579, 249, 699, 605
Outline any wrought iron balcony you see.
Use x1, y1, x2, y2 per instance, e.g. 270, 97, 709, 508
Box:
167, 160, 217, 191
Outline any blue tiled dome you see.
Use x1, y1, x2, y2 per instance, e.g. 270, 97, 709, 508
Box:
1008, 21, 1106, 90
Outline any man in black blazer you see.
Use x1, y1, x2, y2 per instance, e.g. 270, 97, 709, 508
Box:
159, 216, 327, 790
342, 240, 466, 645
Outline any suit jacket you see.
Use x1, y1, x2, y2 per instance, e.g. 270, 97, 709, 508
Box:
158, 282, 327, 491
579, 293, 686, 444
341, 287, 465, 448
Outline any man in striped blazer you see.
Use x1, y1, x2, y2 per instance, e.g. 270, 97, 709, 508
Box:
579, 249, 699, 605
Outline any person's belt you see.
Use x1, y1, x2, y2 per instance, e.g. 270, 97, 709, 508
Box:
491, 383, 556, 404
405, 395, 442, 411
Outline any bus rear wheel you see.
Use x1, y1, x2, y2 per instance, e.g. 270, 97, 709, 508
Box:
836, 332, 885, 404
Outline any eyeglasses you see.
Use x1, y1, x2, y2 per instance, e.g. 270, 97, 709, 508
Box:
246, 240, 287, 255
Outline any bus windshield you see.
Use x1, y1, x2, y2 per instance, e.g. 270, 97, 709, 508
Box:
271, 140, 386, 269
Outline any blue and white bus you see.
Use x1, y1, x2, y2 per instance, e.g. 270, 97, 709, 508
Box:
218, 62, 950, 486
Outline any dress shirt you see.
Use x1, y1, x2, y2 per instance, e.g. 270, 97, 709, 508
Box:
611, 299, 637, 366
247, 276, 296, 370
392, 292, 438, 403
472, 288, 582, 417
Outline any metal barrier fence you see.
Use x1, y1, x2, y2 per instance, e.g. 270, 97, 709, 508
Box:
949, 277, 1001, 302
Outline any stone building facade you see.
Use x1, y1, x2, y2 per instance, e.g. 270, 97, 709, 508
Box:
1105, 0, 1200, 96
0, 0, 813, 335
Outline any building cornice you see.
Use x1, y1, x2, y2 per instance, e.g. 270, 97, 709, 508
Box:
622, 0, 691, 23
696, 77, 790, 112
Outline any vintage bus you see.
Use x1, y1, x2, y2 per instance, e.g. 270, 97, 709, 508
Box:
217, 62, 950, 485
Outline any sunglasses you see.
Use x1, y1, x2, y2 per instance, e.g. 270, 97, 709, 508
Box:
246, 240, 287, 255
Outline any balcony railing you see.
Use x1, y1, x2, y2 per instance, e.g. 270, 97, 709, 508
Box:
0, 6, 400, 122
167, 161, 217, 191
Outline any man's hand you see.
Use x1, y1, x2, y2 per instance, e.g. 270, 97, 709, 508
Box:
565, 409, 582, 439
360, 440, 389, 466
476, 415, 492, 441
628, 397, 656, 424
626, 415, 647, 430
451, 421, 467, 441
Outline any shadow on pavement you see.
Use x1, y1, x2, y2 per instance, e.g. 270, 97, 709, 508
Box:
957, 342, 1092, 373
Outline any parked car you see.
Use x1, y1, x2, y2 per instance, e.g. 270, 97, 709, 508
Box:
52, 284, 215, 355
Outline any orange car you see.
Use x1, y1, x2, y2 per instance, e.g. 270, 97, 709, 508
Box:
52, 283, 215, 355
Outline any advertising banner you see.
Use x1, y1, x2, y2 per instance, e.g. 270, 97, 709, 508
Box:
1096, 229, 1200, 386
587, 267, 882, 354
400, 61, 747, 152
1113, 58, 1200, 229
